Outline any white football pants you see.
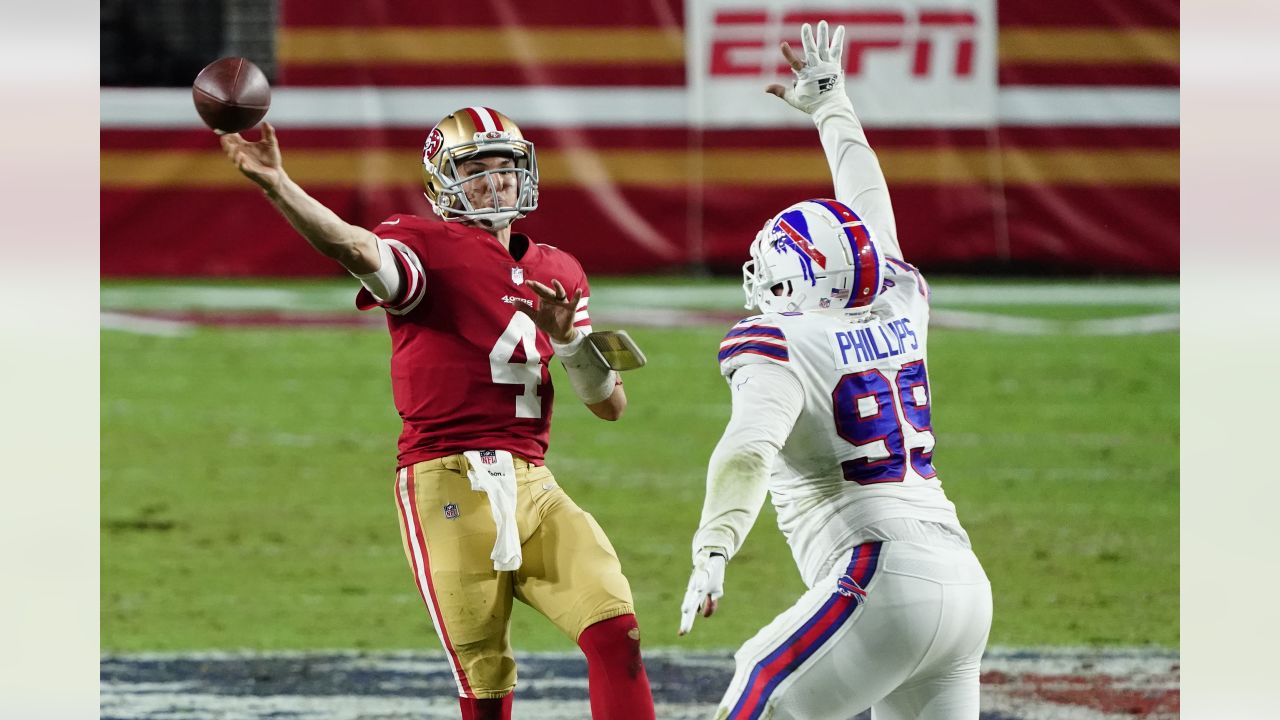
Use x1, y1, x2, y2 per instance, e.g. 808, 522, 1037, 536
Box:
716, 539, 992, 720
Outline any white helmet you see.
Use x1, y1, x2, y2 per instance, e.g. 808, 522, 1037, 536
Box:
742, 199, 885, 313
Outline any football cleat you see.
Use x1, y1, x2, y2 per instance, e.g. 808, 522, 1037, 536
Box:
742, 199, 884, 314
421, 106, 539, 230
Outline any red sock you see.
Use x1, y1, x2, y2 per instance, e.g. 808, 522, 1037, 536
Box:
577, 614, 656, 720
458, 694, 512, 720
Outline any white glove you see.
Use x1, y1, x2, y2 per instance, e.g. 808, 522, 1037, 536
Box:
678, 550, 726, 636
765, 20, 847, 115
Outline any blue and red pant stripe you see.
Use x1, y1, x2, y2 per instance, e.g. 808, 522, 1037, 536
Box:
728, 542, 883, 720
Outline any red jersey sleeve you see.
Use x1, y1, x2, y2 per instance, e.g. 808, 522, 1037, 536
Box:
573, 273, 592, 334
355, 215, 429, 314
547, 244, 592, 334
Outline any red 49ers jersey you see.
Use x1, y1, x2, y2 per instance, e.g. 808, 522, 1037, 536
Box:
356, 214, 592, 468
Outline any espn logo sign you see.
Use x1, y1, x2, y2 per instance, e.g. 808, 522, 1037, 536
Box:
689, 0, 996, 127
710, 9, 977, 79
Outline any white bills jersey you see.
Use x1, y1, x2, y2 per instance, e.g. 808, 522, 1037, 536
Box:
718, 259, 964, 585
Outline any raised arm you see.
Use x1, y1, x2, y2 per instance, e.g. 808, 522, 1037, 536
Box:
766, 21, 903, 260
220, 123, 382, 274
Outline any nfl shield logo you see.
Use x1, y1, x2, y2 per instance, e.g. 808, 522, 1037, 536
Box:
511, 267, 524, 285
479, 450, 498, 465
443, 503, 459, 520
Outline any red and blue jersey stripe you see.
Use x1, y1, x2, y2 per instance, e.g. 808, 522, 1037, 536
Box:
719, 324, 788, 363
728, 542, 883, 720
886, 256, 930, 301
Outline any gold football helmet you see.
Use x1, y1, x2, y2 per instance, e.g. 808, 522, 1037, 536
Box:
421, 106, 539, 230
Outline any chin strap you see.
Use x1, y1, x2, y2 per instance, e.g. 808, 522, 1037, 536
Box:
473, 210, 521, 231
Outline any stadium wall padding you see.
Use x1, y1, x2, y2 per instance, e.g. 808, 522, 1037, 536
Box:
100, 0, 1179, 276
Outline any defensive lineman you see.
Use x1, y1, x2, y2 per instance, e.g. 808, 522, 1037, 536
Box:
219, 107, 655, 719
679, 22, 992, 719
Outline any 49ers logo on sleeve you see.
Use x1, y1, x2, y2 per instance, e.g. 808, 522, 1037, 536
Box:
423, 128, 444, 161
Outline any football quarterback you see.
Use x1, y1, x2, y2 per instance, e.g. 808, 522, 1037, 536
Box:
219, 104, 657, 720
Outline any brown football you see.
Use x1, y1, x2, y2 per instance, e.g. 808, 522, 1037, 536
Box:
192, 57, 271, 133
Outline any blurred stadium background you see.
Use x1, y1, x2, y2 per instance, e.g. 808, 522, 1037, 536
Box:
100, 0, 1179, 717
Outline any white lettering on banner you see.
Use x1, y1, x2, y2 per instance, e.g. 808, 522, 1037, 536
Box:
687, 0, 997, 128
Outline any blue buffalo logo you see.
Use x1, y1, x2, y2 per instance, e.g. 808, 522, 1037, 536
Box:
837, 574, 867, 598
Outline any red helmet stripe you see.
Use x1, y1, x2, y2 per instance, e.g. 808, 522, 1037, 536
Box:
463, 106, 489, 133
816, 199, 880, 308
777, 218, 828, 269
481, 107, 505, 131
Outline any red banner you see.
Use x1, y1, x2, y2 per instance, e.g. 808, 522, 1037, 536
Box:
100, 0, 1179, 277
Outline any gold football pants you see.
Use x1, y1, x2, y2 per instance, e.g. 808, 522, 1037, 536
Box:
393, 453, 635, 698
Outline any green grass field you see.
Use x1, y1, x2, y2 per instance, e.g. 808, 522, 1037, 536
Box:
101, 278, 1178, 652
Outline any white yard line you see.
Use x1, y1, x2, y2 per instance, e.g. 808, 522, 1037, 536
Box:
932, 309, 1180, 335
102, 282, 1179, 313
100, 312, 193, 337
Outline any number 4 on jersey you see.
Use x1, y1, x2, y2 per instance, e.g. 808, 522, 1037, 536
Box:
832, 360, 937, 484
490, 312, 543, 419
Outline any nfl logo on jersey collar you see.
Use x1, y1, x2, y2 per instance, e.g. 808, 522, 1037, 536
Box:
511, 267, 524, 285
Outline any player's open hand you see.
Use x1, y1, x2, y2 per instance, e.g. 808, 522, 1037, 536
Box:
220, 122, 285, 193
519, 279, 581, 345
765, 20, 847, 114
678, 550, 726, 636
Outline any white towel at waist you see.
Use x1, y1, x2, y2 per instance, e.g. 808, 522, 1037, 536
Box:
462, 450, 522, 571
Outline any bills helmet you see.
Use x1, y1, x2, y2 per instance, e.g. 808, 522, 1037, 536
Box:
421, 106, 539, 230
743, 199, 884, 313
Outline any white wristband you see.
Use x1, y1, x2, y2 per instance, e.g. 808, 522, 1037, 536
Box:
550, 328, 588, 357
553, 330, 618, 405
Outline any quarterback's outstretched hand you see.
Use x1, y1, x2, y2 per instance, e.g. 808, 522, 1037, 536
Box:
221, 122, 285, 194
519, 279, 581, 345
678, 550, 726, 636
766, 20, 847, 114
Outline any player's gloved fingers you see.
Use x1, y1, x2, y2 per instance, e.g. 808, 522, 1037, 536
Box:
830, 25, 846, 65
816, 20, 829, 62
678, 587, 700, 634
678, 608, 695, 636
765, 83, 791, 100
801, 23, 819, 66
